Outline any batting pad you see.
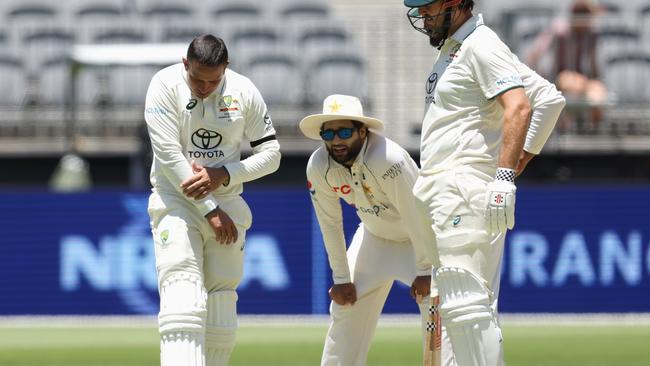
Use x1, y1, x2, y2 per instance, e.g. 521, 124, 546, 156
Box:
161, 332, 205, 366
436, 267, 504, 366
158, 273, 208, 366
206, 290, 238, 366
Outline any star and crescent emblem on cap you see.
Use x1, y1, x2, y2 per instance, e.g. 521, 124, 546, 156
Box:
328, 100, 342, 113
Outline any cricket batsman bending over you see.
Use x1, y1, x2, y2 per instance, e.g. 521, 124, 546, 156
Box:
300, 94, 439, 366
403, 0, 566, 365
144, 34, 280, 366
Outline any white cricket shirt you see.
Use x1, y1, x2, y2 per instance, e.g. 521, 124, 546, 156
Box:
307, 133, 434, 284
145, 63, 280, 216
516, 57, 566, 154
420, 14, 527, 174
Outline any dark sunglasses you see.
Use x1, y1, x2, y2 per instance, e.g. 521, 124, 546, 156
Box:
320, 127, 357, 141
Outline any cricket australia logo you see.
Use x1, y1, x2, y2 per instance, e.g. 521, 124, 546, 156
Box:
159, 229, 170, 247
189, 128, 225, 159
219, 95, 233, 108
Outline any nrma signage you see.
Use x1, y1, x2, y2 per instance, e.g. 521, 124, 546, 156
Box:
58, 196, 291, 314
0, 187, 648, 314
508, 230, 649, 288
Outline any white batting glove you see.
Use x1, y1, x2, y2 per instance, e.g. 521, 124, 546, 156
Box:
485, 168, 517, 234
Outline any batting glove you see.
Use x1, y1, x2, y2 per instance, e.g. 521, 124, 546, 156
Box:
485, 168, 517, 234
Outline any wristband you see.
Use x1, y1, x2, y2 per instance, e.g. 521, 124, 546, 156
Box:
495, 167, 516, 183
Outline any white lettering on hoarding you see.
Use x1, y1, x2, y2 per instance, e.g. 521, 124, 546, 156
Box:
600, 231, 642, 286
239, 235, 290, 290
60, 234, 290, 292
552, 231, 595, 286
510, 231, 548, 287
509, 230, 649, 288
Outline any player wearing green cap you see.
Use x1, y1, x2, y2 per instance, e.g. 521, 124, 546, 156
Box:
403, 1, 565, 365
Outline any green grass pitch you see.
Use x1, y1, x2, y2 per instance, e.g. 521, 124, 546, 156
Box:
1, 323, 649, 365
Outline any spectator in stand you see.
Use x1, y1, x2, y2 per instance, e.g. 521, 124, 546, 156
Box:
528, 0, 607, 132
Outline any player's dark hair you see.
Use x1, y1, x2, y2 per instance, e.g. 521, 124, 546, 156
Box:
352, 120, 366, 130
187, 34, 229, 66
459, 0, 474, 11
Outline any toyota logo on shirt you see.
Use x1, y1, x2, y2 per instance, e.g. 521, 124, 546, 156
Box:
191, 128, 222, 150
426, 72, 438, 95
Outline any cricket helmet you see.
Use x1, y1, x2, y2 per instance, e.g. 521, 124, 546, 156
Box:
405, 0, 472, 49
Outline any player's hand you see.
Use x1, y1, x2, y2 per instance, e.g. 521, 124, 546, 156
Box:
485, 174, 517, 234
206, 208, 238, 245
515, 150, 536, 177
409, 275, 431, 299
180, 161, 230, 200
329, 283, 357, 306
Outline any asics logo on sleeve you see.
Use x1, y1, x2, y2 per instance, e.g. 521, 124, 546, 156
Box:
186, 99, 198, 110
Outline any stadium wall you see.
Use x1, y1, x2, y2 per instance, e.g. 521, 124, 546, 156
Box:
0, 187, 649, 315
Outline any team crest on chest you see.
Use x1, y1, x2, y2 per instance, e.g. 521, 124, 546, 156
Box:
218, 95, 243, 120
446, 44, 461, 64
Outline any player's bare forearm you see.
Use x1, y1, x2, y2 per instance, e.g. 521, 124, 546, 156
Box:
516, 150, 536, 177
497, 88, 532, 169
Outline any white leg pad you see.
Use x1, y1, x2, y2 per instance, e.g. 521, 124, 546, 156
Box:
158, 273, 207, 366
436, 267, 503, 366
205, 290, 238, 366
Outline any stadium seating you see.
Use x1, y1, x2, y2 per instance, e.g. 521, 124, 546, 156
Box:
0, 0, 648, 156
65, 0, 127, 20
210, 0, 263, 22
22, 28, 76, 71
37, 57, 70, 106
138, 0, 195, 20
243, 46, 304, 106
160, 25, 209, 44
273, 0, 330, 22
606, 53, 650, 104
4, 1, 60, 21
0, 0, 363, 110
305, 47, 367, 105
0, 54, 27, 106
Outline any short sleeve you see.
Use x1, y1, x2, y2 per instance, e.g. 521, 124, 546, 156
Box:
468, 37, 524, 100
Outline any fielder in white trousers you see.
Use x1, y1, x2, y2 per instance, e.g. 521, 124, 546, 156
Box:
300, 95, 438, 366
321, 225, 433, 366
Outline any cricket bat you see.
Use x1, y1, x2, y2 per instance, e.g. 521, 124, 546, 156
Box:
418, 291, 442, 366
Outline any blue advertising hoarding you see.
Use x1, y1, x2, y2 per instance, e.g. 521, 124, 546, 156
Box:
0, 186, 648, 315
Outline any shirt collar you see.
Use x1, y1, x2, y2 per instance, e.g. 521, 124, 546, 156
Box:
450, 13, 483, 43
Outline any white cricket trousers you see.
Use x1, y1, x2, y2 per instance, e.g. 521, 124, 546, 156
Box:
413, 166, 506, 366
321, 224, 428, 366
149, 192, 253, 366
149, 192, 252, 292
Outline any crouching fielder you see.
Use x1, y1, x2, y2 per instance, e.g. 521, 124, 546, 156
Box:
404, 1, 565, 365
300, 95, 439, 366
144, 35, 280, 366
